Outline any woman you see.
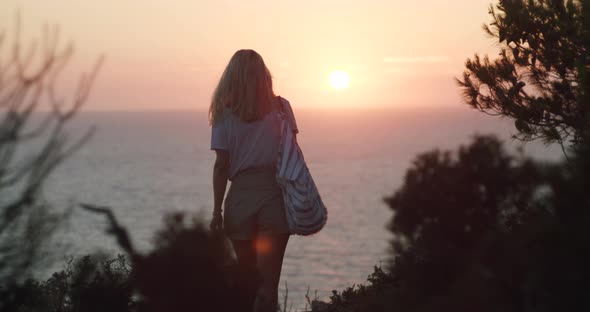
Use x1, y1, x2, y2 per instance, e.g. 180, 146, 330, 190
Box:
209, 49, 295, 312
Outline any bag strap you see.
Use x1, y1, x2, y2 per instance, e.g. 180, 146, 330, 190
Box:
276, 96, 296, 132
277, 96, 285, 115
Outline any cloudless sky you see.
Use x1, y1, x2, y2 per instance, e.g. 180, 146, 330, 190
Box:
1, 1, 501, 111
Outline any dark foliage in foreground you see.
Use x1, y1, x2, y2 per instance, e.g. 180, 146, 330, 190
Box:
0, 255, 132, 312
0, 213, 241, 312
387, 135, 542, 255
322, 136, 590, 312
130, 213, 238, 312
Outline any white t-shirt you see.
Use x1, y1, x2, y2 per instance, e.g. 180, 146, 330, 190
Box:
210, 97, 298, 180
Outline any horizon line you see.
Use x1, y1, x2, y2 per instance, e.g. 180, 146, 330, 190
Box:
70, 104, 469, 114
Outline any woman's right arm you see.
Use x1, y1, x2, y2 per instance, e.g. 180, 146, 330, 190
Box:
211, 150, 229, 231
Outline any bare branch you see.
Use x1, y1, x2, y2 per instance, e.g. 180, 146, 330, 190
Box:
0, 13, 103, 281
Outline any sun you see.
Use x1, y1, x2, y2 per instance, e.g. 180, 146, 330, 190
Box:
329, 70, 350, 89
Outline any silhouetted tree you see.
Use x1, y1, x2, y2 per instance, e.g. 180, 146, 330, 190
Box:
0, 14, 102, 285
323, 136, 590, 312
384, 135, 549, 311
385, 135, 541, 255
457, 0, 590, 147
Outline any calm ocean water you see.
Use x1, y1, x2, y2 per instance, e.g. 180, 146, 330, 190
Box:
41, 106, 562, 307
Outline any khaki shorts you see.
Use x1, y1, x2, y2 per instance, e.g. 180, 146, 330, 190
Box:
224, 168, 290, 240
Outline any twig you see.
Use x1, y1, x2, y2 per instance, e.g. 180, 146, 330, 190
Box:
79, 203, 138, 260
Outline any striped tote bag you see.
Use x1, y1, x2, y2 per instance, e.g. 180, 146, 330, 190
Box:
276, 97, 327, 235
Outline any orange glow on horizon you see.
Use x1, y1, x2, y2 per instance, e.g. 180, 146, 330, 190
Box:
0, 0, 499, 111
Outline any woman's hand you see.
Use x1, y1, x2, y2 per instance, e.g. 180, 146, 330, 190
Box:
210, 214, 223, 232
211, 150, 229, 233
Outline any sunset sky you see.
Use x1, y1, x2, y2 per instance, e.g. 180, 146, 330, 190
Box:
1, 1, 500, 111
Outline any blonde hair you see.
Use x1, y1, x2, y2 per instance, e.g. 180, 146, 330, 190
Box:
209, 49, 275, 125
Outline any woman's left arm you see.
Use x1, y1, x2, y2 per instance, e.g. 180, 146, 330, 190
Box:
211, 150, 229, 231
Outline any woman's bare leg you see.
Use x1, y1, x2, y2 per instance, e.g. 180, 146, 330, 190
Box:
254, 234, 290, 312
232, 239, 258, 312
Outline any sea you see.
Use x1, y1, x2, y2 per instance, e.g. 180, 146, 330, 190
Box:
38, 106, 562, 308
